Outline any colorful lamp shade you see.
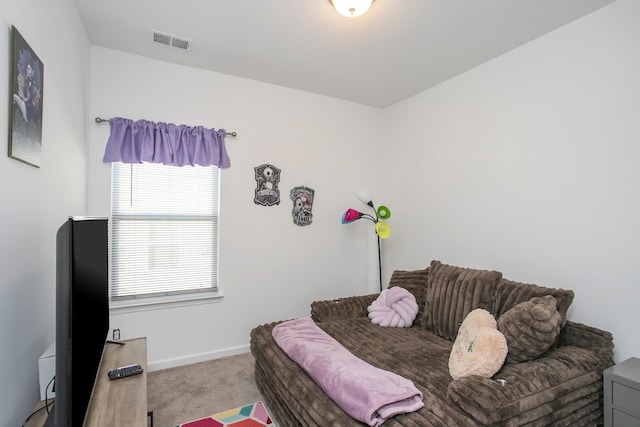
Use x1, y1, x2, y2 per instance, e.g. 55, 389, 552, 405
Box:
376, 205, 391, 220
375, 221, 391, 239
341, 195, 391, 239
341, 208, 363, 224
357, 190, 372, 205
341, 191, 391, 293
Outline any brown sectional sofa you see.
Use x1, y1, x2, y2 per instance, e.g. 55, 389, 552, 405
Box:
250, 261, 614, 426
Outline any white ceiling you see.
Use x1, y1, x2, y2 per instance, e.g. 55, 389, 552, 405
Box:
74, 0, 615, 109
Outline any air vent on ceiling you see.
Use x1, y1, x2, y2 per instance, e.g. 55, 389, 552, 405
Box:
151, 30, 192, 51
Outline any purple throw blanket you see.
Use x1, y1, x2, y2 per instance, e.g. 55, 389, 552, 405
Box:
272, 317, 424, 426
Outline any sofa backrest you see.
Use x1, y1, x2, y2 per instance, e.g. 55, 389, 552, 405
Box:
423, 260, 502, 341
494, 279, 575, 327
387, 261, 576, 341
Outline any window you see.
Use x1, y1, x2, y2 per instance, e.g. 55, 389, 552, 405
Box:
110, 162, 220, 301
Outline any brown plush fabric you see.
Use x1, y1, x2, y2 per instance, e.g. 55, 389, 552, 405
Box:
495, 279, 574, 327
310, 294, 377, 323
387, 268, 430, 325
251, 266, 614, 427
558, 321, 615, 363
447, 345, 613, 425
498, 295, 562, 363
424, 260, 502, 341
251, 318, 479, 426
251, 314, 613, 427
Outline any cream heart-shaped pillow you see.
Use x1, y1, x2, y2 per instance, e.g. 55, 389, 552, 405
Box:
449, 309, 508, 380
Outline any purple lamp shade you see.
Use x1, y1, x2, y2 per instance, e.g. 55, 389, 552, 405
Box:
341, 208, 362, 224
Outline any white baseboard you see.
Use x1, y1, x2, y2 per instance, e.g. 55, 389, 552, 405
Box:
147, 344, 251, 372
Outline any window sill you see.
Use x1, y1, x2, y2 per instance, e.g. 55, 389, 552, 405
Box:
109, 290, 224, 314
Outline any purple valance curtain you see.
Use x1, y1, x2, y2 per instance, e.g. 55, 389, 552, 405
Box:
102, 117, 231, 168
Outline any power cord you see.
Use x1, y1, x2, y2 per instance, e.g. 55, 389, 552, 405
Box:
44, 375, 55, 414
21, 376, 55, 426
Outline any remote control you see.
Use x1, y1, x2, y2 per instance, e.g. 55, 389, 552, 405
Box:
108, 364, 143, 380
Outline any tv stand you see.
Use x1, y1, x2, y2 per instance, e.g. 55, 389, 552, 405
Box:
26, 337, 148, 427
85, 337, 148, 426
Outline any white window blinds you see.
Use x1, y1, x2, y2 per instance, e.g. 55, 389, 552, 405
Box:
111, 162, 220, 300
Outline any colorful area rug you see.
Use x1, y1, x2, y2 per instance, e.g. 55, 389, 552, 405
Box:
175, 401, 274, 427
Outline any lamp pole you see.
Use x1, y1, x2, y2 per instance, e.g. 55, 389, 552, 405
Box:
377, 233, 382, 292
341, 192, 390, 294
359, 211, 383, 293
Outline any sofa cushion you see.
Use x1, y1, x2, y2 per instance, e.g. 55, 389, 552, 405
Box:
449, 309, 507, 379
447, 346, 611, 425
388, 268, 430, 325
424, 261, 502, 341
497, 295, 562, 363
494, 279, 574, 327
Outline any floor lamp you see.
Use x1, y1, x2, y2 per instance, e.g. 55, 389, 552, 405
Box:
341, 191, 391, 293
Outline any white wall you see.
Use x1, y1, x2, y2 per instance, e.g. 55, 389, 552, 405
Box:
0, 0, 90, 425
383, 0, 640, 363
87, 46, 384, 369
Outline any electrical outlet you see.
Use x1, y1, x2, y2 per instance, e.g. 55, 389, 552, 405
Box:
113, 329, 120, 340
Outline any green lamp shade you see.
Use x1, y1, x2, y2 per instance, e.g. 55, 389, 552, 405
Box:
376, 205, 391, 219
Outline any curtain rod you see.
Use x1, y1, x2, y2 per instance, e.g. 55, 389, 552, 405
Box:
94, 117, 237, 137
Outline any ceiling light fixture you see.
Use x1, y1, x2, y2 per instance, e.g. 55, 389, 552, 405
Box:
330, 0, 374, 18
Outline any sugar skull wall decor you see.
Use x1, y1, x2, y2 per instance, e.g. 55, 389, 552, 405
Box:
254, 163, 281, 206
290, 186, 315, 226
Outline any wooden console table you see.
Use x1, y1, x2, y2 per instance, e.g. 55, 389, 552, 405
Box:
25, 337, 148, 427
85, 337, 148, 426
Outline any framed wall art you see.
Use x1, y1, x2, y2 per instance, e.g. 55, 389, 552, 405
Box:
9, 25, 44, 167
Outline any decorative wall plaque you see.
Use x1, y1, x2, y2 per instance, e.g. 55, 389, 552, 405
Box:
254, 164, 281, 206
290, 186, 315, 226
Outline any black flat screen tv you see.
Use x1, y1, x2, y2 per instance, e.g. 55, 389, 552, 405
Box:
44, 217, 109, 427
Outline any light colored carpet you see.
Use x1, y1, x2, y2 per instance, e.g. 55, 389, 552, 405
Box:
147, 352, 265, 427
